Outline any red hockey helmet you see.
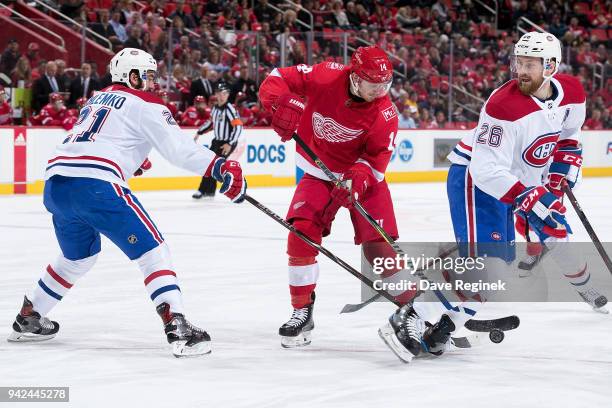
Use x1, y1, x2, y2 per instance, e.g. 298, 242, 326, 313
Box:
50, 93, 63, 103
76, 97, 88, 108
194, 95, 206, 104
350, 46, 393, 100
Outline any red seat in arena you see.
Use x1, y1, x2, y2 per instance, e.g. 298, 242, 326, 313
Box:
590, 28, 608, 41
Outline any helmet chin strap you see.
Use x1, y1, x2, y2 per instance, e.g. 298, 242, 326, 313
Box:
534, 58, 558, 95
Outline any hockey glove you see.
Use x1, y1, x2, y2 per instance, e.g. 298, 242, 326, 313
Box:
331, 163, 376, 208
546, 144, 582, 196
514, 186, 571, 240
209, 157, 246, 203
133, 158, 152, 177
271, 93, 305, 142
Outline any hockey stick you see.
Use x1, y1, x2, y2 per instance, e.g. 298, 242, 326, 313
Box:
292, 133, 407, 257
293, 133, 477, 312
245, 194, 400, 305
245, 194, 518, 337
340, 243, 458, 314
563, 183, 612, 275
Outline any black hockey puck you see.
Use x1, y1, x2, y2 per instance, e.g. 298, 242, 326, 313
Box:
489, 329, 504, 344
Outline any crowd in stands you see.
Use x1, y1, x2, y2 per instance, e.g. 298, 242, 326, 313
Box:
0, 0, 610, 129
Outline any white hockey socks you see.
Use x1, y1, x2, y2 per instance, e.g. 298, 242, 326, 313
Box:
30, 254, 98, 316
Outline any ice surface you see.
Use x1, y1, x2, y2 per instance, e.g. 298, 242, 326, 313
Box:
1, 179, 611, 407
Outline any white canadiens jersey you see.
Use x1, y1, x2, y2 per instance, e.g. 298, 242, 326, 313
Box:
448, 74, 586, 203
45, 85, 216, 188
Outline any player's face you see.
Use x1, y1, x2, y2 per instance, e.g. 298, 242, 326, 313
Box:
0, 93, 5, 103
143, 70, 157, 91
196, 102, 207, 111
352, 74, 391, 102
514, 56, 544, 96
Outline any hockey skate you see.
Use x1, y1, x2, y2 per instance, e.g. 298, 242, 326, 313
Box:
379, 305, 457, 363
7, 296, 59, 342
577, 288, 609, 314
156, 303, 211, 358
279, 293, 315, 348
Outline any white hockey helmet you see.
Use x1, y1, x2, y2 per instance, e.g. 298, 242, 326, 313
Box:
109, 48, 157, 90
513, 31, 562, 78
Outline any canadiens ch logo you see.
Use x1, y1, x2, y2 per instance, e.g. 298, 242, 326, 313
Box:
522, 131, 561, 167
312, 112, 364, 143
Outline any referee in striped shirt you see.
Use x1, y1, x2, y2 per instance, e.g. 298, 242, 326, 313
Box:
193, 81, 244, 199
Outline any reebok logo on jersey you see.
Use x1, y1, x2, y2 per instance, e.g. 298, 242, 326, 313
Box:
311, 112, 364, 143
382, 106, 397, 122
522, 132, 561, 168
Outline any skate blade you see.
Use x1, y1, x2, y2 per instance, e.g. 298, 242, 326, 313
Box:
377, 322, 414, 364
172, 340, 212, 358
7, 331, 56, 343
592, 306, 609, 314
280, 330, 312, 348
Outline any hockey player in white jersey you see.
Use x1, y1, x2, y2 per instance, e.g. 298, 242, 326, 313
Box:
7, 49, 247, 358
380, 32, 607, 363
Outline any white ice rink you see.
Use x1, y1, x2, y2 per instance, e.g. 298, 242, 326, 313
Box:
1, 179, 611, 408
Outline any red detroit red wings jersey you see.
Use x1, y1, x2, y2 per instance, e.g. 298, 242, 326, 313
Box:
260, 62, 399, 182
0, 102, 12, 125
180, 106, 210, 127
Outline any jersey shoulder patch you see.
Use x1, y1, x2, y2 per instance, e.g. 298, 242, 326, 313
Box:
485, 80, 540, 122
555, 74, 586, 106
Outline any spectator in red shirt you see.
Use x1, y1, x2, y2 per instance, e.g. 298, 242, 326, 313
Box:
584, 109, 603, 130
0, 87, 13, 125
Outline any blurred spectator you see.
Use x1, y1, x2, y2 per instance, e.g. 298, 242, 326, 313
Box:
230, 65, 257, 105
69, 63, 100, 107
189, 65, 214, 105
11, 57, 33, 88
143, 12, 163, 45
398, 107, 417, 129
124, 25, 143, 49
584, 109, 603, 130
169, 0, 196, 29
55, 59, 71, 92
92, 9, 118, 44
26, 43, 42, 70
32, 61, 65, 111
0, 39, 20, 77
60, 0, 86, 21
110, 10, 128, 43
0, 87, 12, 125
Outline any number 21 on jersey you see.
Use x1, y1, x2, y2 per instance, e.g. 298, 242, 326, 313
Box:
63, 107, 111, 144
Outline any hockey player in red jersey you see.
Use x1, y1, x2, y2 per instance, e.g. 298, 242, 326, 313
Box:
180, 95, 211, 127
36, 93, 78, 130
0, 87, 12, 125
157, 89, 181, 121
66, 97, 88, 118
259, 46, 400, 348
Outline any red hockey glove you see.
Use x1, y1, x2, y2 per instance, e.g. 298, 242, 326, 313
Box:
133, 158, 152, 177
271, 93, 305, 142
331, 163, 376, 208
208, 157, 247, 203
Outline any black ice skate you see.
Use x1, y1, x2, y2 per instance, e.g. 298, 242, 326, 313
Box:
577, 288, 609, 314
156, 303, 211, 358
378, 304, 427, 363
421, 314, 456, 356
279, 293, 315, 348
7, 296, 59, 342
